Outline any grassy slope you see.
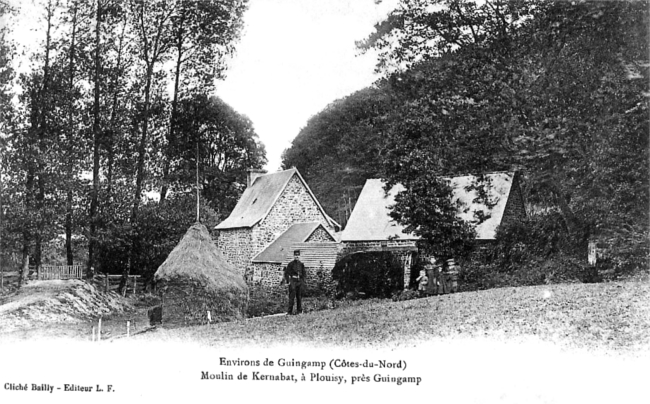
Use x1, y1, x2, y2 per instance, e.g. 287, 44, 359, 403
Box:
135, 280, 650, 352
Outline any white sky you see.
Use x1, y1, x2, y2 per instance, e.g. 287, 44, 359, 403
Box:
216, 0, 399, 171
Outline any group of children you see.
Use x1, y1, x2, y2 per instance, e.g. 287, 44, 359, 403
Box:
416, 257, 454, 296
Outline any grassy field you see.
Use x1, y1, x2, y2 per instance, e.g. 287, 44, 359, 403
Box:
1, 277, 648, 354
1, 278, 648, 404
129, 279, 650, 352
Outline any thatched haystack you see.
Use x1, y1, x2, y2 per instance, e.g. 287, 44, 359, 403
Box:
154, 223, 248, 327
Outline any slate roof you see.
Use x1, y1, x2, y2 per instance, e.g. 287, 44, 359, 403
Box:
341, 172, 518, 242
252, 223, 335, 263
215, 168, 336, 230
341, 179, 414, 242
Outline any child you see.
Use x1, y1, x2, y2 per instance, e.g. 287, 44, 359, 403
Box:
416, 269, 428, 297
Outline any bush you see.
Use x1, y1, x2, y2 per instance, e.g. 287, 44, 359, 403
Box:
332, 251, 404, 299
457, 211, 599, 291
247, 284, 286, 317
391, 289, 419, 302
302, 268, 336, 298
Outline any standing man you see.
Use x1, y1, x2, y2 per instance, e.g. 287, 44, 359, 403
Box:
283, 249, 306, 315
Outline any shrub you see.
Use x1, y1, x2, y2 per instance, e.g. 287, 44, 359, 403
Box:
332, 251, 404, 299
457, 211, 599, 291
247, 284, 286, 317
302, 268, 336, 298
391, 289, 419, 302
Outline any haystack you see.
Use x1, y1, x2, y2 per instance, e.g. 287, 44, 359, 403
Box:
154, 223, 248, 327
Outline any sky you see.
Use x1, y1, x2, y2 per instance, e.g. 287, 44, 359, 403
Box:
215, 0, 399, 171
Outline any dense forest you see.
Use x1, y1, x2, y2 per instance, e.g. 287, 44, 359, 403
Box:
282, 0, 649, 272
0, 0, 266, 289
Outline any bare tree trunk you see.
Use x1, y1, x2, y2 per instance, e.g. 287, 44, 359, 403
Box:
106, 16, 127, 203
18, 254, 29, 286
21, 169, 33, 288
34, 0, 54, 270
120, 64, 153, 294
160, 16, 185, 205
88, 0, 102, 278
66, 2, 79, 266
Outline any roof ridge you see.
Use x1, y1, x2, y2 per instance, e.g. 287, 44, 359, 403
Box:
366, 171, 515, 182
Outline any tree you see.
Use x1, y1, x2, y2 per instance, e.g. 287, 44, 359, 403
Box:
282, 87, 393, 226
2, 0, 259, 286
171, 95, 266, 219
159, 0, 247, 204
362, 0, 649, 259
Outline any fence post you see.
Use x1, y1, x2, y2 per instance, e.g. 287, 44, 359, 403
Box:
98, 318, 102, 341
105, 273, 109, 293
126, 320, 130, 338
132, 276, 137, 297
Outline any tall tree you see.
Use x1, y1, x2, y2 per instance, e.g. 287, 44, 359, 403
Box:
87, 0, 105, 276
159, 0, 247, 204
119, 0, 176, 293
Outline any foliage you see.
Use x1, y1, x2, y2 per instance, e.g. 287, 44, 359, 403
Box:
246, 284, 288, 318
282, 0, 649, 270
1, 0, 261, 286
391, 288, 419, 302
168, 95, 266, 218
456, 211, 603, 291
282, 87, 392, 226
332, 251, 404, 299
94, 193, 220, 284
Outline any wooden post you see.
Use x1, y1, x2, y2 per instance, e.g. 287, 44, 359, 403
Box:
105, 273, 109, 293
18, 254, 29, 287
126, 320, 130, 338
98, 318, 102, 341
132, 276, 137, 297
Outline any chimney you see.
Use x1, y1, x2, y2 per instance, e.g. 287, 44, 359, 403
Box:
247, 168, 267, 187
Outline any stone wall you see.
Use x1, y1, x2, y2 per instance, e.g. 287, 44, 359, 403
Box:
251, 175, 333, 254
306, 226, 335, 243
215, 228, 253, 275
341, 239, 418, 254
251, 261, 334, 291
217, 174, 335, 283
251, 262, 284, 288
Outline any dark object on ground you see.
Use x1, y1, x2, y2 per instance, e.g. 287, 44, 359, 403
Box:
148, 305, 163, 326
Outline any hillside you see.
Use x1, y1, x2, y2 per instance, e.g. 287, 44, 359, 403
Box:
0, 279, 133, 335
133, 279, 650, 352
1, 278, 648, 354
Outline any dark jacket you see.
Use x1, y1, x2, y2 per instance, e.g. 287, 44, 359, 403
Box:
284, 260, 306, 284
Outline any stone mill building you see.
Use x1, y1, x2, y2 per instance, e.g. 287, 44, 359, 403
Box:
214, 168, 340, 287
